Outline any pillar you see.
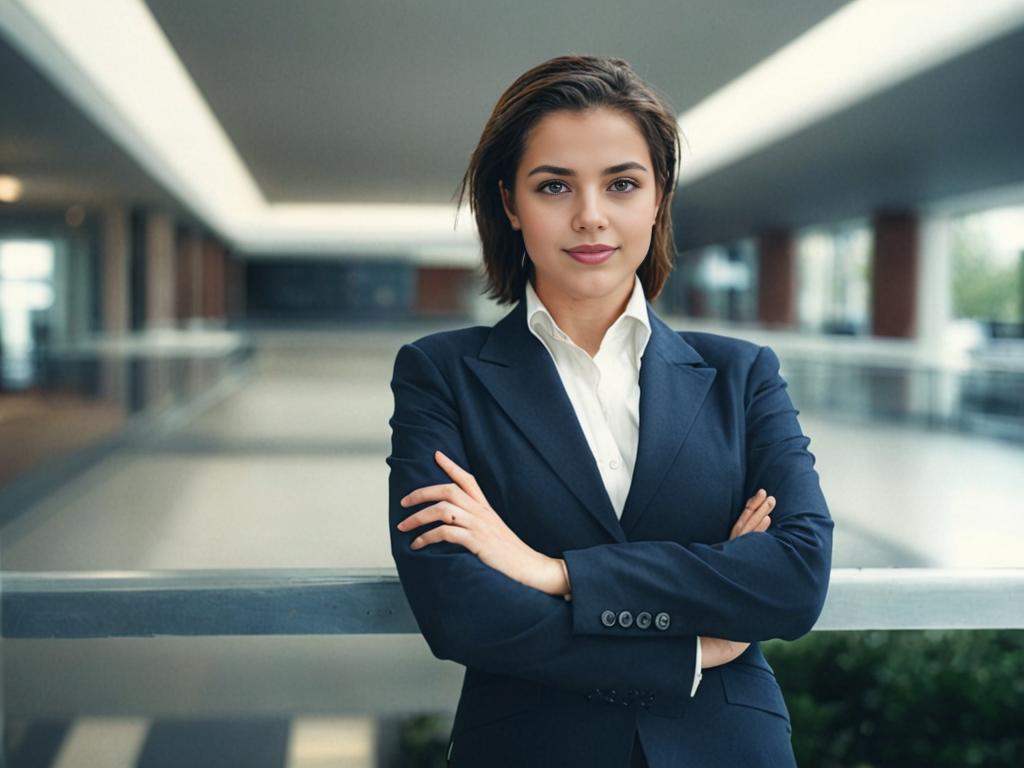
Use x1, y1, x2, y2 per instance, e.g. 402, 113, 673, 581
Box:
175, 228, 205, 326
871, 211, 919, 338
202, 239, 226, 322
145, 211, 176, 330
415, 266, 472, 315
756, 230, 797, 328
101, 205, 130, 335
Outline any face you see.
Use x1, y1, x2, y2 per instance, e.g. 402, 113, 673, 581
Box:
499, 106, 663, 313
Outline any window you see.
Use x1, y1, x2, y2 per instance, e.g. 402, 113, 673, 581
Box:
0, 239, 56, 387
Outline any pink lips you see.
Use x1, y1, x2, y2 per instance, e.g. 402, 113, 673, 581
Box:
565, 246, 617, 265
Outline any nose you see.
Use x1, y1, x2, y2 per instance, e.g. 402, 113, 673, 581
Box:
572, 186, 609, 231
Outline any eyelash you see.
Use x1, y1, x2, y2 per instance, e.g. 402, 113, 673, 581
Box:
537, 178, 640, 196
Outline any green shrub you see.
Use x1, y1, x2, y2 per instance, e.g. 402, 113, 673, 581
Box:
764, 630, 1024, 767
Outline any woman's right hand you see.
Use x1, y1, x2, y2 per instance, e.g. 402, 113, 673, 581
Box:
699, 489, 776, 669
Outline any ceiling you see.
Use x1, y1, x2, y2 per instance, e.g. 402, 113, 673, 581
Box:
141, 0, 849, 205
0, 31, 199, 224
1, 0, 1022, 255
674, 20, 1024, 250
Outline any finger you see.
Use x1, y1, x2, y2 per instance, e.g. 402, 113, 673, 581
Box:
740, 496, 775, 536
397, 501, 470, 532
731, 489, 766, 536
434, 450, 488, 505
400, 481, 476, 511
755, 515, 771, 532
410, 522, 474, 551
734, 489, 766, 530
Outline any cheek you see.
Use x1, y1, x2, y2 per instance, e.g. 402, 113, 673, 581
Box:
623, 221, 655, 260
519, 212, 564, 252
514, 199, 544, 226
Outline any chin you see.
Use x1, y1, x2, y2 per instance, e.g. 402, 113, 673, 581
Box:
560, 271, 630, 299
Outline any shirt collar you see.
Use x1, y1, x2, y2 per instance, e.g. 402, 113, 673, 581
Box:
524, 273, 652, 367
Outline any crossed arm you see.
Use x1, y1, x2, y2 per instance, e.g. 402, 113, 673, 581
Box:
387, 342, 833, 697
398, 449, 777, 669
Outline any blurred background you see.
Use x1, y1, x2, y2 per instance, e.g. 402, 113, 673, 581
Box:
1, 1, 1023, 766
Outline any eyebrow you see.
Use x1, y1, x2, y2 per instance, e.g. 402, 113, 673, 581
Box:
526, 161, 649, 177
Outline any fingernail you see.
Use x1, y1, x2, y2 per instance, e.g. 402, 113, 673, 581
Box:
768, 496, 775, 505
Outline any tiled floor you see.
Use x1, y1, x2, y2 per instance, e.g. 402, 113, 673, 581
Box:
5, 715, 410, 768
4, 327, 1021, 572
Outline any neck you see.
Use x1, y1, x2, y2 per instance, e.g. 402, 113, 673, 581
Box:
533, 276, 634, 358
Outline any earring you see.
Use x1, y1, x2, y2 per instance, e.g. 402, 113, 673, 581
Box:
521, 250, 527, 269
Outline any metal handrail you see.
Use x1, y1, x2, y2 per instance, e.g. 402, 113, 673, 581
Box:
3, 567, 1022, 638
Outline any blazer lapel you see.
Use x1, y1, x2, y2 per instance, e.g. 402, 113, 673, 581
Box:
463, 300, 626, 543
618, 308, 717, 536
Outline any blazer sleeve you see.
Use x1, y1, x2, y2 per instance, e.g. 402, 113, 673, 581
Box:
563, 344, 834, 642
387, 341, 699, 698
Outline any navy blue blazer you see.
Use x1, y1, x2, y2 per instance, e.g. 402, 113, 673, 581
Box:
387, 297, 833, 767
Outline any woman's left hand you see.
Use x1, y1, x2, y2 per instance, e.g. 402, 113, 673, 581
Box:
397, 450, 567, 597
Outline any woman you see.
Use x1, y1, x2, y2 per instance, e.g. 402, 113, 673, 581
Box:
387, 54, 833, 767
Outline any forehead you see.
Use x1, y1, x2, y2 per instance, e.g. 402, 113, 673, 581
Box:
519, 107, 651, 171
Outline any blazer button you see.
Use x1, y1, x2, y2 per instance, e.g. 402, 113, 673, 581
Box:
654, 612, 671, 631
617, 610, 633, 628
635, 611, 652, 629
601, 610, 617, 627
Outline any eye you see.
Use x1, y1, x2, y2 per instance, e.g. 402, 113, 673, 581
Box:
538, 180, 568, 195
537, 178, 640, 195
611, 178, 639, 193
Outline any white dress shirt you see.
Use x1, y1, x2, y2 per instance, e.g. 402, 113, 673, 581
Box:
524, 273, 703, 698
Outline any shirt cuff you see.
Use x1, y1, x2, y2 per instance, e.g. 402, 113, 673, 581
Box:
690, 637, 703, 697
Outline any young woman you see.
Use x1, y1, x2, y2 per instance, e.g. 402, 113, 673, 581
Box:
387, 54, 833, 768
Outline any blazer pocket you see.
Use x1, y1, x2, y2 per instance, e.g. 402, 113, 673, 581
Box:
453, 681, 540, 737
720, 664, 792, 730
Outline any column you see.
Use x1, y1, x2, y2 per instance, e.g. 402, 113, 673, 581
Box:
145, 211, 176, 330
871, 211, 919, 338
415, 266, 472, 315
175, 228, 205, 326
101, 205, 130, 335
756, 230, 797, 328
202, 239, 226, 323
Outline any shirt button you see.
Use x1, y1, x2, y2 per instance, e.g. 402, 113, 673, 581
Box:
609, 458, 620, 470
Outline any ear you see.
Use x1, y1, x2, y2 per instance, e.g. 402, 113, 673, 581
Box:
498, 180, 521, 230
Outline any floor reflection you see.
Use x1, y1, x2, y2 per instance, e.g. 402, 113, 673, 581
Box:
5, 713, 453, 767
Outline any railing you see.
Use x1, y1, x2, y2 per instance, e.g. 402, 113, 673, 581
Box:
3, 568, 1023, 638
783, 359, 1024, 443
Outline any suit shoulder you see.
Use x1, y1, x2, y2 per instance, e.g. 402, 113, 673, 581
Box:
403, 325, 490, 365
676, 329, 762, 369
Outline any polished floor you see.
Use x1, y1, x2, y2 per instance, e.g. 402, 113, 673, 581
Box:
4, 328, 1021, 573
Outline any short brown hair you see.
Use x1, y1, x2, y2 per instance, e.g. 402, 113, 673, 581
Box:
455, 54, 682, 306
